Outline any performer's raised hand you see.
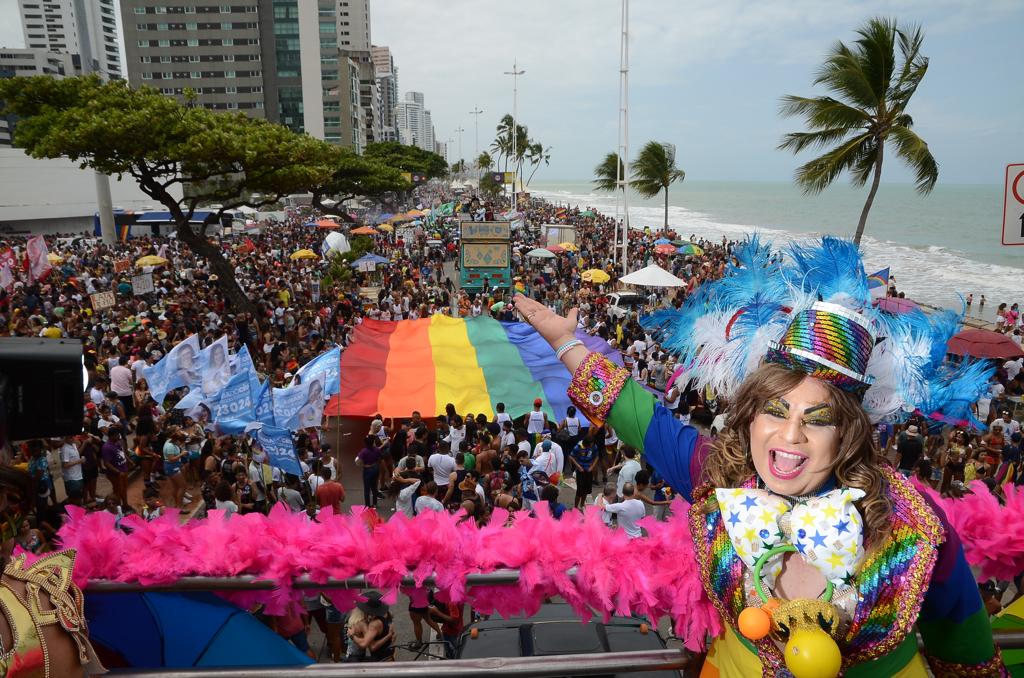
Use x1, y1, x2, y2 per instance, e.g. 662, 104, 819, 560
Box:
513, 293, 588, 372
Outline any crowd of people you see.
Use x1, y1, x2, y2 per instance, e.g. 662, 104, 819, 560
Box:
0, 180, 1021, 662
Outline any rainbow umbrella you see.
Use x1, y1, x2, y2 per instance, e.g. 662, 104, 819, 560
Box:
677, 243, 704, 256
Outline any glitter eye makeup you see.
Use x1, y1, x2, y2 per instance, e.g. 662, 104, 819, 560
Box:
802, 403, 836, 427
762, 398, 790, 419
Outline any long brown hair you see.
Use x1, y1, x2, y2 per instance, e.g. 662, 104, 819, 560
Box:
703, 363, 891, 544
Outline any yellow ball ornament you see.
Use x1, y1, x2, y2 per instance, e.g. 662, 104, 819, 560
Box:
784, 629, 842, 678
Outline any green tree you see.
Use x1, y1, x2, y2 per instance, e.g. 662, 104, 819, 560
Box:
363, 141, 448, 178
478, 171, 503, 199
778, 17, 937, 245
631, 141, 685, 230
0, 76, 336, 314
321, 235, 374, 287
524, 142, 551, 186
593, 152, 625, 193
475, 151, 493, 172
450, 159, 466, 174
310, 146, 408, 211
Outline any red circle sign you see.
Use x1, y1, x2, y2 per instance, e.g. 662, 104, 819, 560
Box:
1013, 170, 1024, 205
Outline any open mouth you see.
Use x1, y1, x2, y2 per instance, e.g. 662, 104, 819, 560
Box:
769, 448, 809, 480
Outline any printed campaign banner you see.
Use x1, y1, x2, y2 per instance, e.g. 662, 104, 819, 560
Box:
199, 336, 231, 397
131, 272, 155, 295
254, 378, 275, 427
144, 334, 201, 404
272, 375, 326, 431
26, 235, 51, 282
255, 425, 303, 477
292, 347, 340, 396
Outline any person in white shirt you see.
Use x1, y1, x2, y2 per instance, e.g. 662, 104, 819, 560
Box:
994, 410, 1021, 444
499, 421, 516, 449
428, 451, 456, 489
609, 447, 642, 500
526, 399, 548, 440
58, 437, 84, 499
603, 483, 646, 539
494, 402, 513, 428
1005, 358, 1023, 381
531, 440, 559, 482
395, 475, 422, 517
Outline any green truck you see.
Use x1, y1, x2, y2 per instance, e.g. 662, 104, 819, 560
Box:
459, 220, 512, 292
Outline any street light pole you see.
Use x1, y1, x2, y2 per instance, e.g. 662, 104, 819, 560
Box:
503, 59, 525, 210
616, 0, 631, 274
468, 106, 483, 163
455, 126, 465, 170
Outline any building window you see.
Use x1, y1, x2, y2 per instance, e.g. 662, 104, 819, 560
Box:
185, 6, 196, 13
225, 71, 236, 78
134, 7, 146, 14
190, 71, 201, 78
224, 54, 234, 62
157, 23, 168, 30
158, 39, 170, 47
223, 38, 233, 46
227, 102, 238, 109
186, 22, 197, 30
141, 72, 152, 80
189, 55, 200, 62
137, 40, 147, 47
155, 5, 167, 13
187, 39, 198, 46
160, 56, 171, 63
319, 21, 334, 33
226, 86, 237, 93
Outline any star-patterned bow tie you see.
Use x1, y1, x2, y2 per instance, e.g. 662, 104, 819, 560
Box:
715, 487, 866, 587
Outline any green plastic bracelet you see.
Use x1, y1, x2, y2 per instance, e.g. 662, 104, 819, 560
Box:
752, 544, 834, 604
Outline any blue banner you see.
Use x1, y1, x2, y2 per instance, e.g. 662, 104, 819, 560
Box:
254, 378, 275, 427
255, 425, 303, 477
199, 336, 231, 397
210, 370, 256, 427
293, 347, 341, 396
143, 334, 201, 404
273, 375, 326, 431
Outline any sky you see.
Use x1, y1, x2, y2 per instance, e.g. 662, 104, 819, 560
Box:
2, 0, 1019, 185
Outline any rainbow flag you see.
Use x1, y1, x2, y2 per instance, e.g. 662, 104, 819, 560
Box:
325, 316, 621, 422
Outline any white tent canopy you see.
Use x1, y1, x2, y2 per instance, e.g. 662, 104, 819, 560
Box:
619, 264, 685, 287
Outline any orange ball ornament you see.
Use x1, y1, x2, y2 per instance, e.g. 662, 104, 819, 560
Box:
762, 598, 783, 615
738, 606, 772, 640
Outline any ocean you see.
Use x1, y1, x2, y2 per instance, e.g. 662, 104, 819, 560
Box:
529, 180, 1023, 321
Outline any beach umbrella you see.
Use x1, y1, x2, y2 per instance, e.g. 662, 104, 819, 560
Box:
546, 245, 566, 254
580, 210, 596, 217
872, 297, 920, 314
526, 248, 556, 259
377, 223, 394, 233
947, 329, 1024, 360
671, 239, 687, 246
582, 269, 610, 284
289, 249, 318, 260
47, 253, 63, 264
677, 243, 704, 256
315, 218, 340, 229
351, 253, 389, 267
350, 225, 378, 235
653, 237, 671, 245
654, 243, 677, 256
558, 242, 579, 252
85, 591, 314, 669
619, 264, 685, 287
135, 255, 169, 267
303, 221, 317, 228
490, 301, 506, 312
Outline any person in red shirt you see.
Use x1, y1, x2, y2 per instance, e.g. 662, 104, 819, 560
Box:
314, 467, 345, 514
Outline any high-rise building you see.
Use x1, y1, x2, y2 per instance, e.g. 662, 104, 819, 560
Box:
396, 91, 437, 154
338, 0, 371, 51
121, 2, 265, 116
370, 45, 398, 142
18, 0, 122, 80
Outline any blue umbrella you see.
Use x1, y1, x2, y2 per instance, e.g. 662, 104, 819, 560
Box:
653, 237, 671, 245
85, 591, 315, 668
351, 253, 390, 267
303, 221, 317, 228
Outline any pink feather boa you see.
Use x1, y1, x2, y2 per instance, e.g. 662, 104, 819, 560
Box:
57, 499, 721, 650
913, 478, 1024, 582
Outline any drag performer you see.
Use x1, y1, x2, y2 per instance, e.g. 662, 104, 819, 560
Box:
516, 237, 1003, 677
0, 466, 101, 677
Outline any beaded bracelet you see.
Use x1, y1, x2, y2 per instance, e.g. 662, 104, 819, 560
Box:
555, 339, 583, 359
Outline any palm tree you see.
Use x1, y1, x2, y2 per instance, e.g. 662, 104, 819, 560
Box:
631, 142, 685, 230
475, 151, 493, 173
778, 17, 937, 246
525, 142, 551, 186
593, 152, 624, 193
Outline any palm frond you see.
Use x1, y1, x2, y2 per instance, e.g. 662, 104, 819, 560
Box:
779, 95, 871, 130
813, 45, 878, 110
593, 152, 623, 193
854, 17, 898, 107
778, 127, 857, 154
631, 140, 684, 197
889, 126, 938, 194
792, 132, 873, 194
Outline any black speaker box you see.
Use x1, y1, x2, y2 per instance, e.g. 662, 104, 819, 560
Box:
0, 337, 84, 441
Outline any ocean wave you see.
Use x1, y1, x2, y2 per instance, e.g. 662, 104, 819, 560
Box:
531, 188, 1023, 315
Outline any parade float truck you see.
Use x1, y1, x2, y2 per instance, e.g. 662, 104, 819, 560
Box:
459, 220, 512, 292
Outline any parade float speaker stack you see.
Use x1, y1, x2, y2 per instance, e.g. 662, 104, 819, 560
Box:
0, 337, 84, 442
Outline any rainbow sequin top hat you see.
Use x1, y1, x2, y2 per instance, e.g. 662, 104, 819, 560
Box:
765, 301, 877, 394
644, 236, 993, 425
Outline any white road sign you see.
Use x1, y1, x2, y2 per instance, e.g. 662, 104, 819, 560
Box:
1003, 163, 1024, 246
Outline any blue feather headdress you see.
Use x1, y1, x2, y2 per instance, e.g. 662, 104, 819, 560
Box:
643, 236, 993, 426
